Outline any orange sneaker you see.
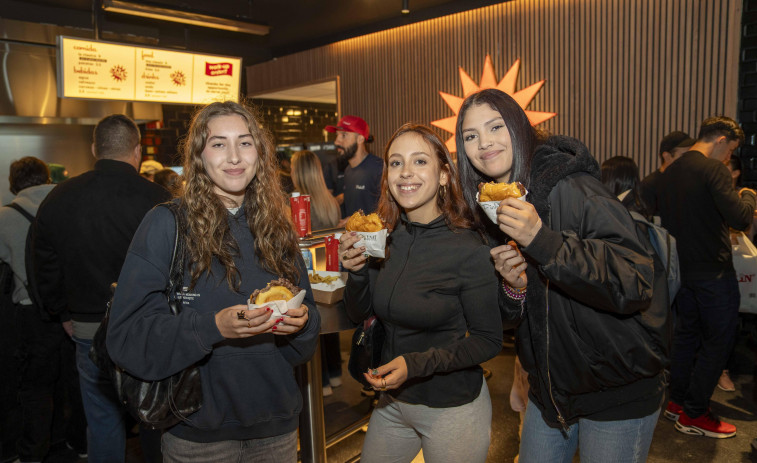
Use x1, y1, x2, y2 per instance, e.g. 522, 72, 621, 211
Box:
664, 401, 683, 421
675, 410, 737, 438
717, 370, 736, 392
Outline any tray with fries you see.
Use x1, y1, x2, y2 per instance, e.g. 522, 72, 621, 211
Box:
308, 271, 348, 304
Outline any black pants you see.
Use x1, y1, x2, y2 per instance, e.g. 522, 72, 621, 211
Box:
15, 303, 65, 460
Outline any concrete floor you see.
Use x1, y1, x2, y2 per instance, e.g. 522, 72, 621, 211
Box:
21, 324, 757, 463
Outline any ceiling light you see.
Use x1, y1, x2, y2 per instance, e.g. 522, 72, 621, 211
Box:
102, 0, 269, 35
401, 0, 410, 14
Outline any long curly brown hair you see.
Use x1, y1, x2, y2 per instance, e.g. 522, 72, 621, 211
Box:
180, 101, 300, 290
377, 123, 475, 231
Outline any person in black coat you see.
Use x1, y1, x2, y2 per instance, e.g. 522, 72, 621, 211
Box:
456, 89, 667, 463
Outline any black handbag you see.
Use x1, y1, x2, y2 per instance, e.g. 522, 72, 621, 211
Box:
347, 315, 385, 388
89, 203, 202, 429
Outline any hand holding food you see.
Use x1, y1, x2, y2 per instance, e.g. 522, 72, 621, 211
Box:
215, 304, 275, 339
363, 356, 408, 391
478, 181, 526, 202
338, 232, 368, 272
271, 304, 310, 335
491, 241, 528, 288
496, 198, 542, 247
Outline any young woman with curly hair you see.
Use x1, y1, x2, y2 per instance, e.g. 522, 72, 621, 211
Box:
107, 101, 320, 462
339, 123, 502, 463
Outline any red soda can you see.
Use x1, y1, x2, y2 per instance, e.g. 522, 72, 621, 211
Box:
290, 192, 308, 237
325, 235, 339, 271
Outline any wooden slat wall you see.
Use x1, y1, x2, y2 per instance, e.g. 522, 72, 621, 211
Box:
246, 0, 741, 176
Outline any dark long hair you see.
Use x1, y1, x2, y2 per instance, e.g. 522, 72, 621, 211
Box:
455, 88, 537, 230
600, 156, 650, 218
377, 123, 474, 231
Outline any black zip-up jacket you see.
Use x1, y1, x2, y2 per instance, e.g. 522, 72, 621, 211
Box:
33, 159, 171, 323
345, 214, 502, 408
501, 136, 668, 428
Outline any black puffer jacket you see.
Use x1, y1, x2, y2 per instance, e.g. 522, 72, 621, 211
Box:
501, 136, 669, 428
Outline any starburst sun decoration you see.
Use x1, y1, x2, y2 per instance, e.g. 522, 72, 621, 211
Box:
431, 55, 556, 152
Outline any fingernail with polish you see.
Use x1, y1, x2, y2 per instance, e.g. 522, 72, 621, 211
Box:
272, 326, 277, 331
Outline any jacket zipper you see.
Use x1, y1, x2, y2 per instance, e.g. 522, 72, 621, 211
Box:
544, 280, 568, 432
542, 202, 568, 432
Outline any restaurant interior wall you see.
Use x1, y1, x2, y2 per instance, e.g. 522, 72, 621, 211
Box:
246, 0, 741, 177
250, 99, 339, 146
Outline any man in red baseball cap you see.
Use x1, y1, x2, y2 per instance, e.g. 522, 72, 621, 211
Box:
325, 116, 383, 223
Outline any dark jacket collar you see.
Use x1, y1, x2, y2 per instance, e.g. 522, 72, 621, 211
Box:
94, 158, 138, 174
398, 212, 447, 234
528, 135, 600, 220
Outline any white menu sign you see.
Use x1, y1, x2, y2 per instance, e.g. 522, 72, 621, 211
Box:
57, 37, 241, 104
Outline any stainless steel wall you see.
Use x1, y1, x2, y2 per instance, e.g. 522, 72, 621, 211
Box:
0, 19, 164, 203
0, 124, 95, 205
246, 0, 741, 177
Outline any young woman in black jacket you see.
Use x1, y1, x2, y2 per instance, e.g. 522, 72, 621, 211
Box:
339, 124, 502, 463
456, 89, 669, 462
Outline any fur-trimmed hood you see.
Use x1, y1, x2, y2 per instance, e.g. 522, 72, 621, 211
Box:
528, 135, 601, 220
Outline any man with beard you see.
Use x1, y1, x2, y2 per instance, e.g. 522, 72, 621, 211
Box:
325, 116, 383, 220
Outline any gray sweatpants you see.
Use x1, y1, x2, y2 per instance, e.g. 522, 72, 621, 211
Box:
361, 380, 492, 463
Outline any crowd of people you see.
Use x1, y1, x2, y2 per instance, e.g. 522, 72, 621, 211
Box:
0, 91, 754, 462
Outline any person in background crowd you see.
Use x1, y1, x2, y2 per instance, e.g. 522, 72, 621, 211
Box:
32, 115, 171, 463
290, 149, 342, 396
601, 155, 652, 219
658, 116, 756, 438
106, 101, 320, 463
47, 163, 69, 184
139, 159, 164, 182
457, 88, 667, 462
0, 157, 86, 462
276, 151, 295, 195
325, 116, 383, 222
340, 123, 502, 462
640, 131, 695, 216
290, 150, 340, 231
153, 167, 182, 196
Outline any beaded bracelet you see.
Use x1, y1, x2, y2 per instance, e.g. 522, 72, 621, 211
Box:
502, 279, 527, 301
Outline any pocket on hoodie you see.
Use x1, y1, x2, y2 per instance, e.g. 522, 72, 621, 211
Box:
185, 342, 301, 429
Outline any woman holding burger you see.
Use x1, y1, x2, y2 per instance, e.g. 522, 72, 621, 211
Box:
340, 123, 502, 463
456, 88, 669, 462
107, 101, 320, 462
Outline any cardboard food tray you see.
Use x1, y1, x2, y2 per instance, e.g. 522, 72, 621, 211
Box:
310, 271, 348, 304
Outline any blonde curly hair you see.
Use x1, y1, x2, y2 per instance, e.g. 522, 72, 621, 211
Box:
180, 101, 300, 290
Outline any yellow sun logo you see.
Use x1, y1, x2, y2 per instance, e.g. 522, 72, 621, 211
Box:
431, 55, 556, 152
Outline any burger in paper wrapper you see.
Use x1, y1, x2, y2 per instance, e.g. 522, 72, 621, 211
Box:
248, 278, 306, 317
345, 211, 388, 258
476, 181, 527, 224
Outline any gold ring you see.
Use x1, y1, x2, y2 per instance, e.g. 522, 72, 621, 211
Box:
382, 378, 387, 389
247, 321, 252, 328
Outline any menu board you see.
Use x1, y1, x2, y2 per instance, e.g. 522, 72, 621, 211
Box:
57, 37, 241, 104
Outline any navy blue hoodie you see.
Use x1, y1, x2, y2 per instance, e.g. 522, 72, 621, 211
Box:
107, 204, 320, 442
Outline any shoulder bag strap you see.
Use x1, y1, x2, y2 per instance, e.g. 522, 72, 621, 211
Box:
6, 203, 34, 222
160, 202, 185, 316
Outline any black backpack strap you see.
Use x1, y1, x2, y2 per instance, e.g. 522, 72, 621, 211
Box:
6, 203, 34, 222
